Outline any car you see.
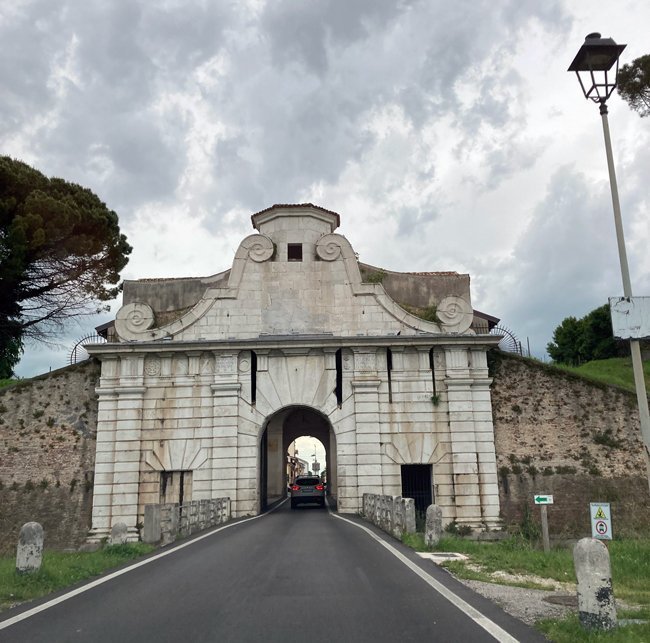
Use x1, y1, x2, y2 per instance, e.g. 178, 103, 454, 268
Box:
290, 476, 325, 509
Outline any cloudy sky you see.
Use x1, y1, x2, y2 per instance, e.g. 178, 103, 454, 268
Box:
3, 0, 649, 377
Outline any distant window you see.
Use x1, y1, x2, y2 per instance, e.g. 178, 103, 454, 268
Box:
288, 243, 303, 261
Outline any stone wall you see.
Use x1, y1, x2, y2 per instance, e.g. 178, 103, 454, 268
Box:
2, 350, 648, 551
490, 351, 650, 536
0, 361, 99, 554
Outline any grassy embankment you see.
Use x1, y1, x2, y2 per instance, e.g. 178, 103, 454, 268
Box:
555, 356, 650, 394
0, 543, 154, 611
402, 533, 650, 642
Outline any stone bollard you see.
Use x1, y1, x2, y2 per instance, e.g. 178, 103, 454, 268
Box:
573, 537, 617, 630
143, 505, 162, 544
424, 505, 443, 547
109, 522, 128, 545
16, 522, 44, 574
403, 498, 416, 534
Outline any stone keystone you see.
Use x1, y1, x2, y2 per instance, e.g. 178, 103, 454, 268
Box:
573, 537, 617, 630
424, 505, 443, 547
109, 522, 128, 545
16, 522, 44, 574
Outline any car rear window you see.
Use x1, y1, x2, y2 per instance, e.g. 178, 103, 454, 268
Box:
295, 478, 320, 486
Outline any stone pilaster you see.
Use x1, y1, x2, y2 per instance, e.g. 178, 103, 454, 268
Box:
88, 362, 119, 543
351, 348, 382, 511
444, 346, 482, 528
470, 348, 501, 529
211, 351, 243, 514
109, 383, 146, 540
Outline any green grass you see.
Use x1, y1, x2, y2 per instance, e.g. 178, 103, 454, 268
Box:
0, 379, 17, 390
402, 534, 650, 641
556, 357, 650, 395
440, 535, 576, 584
0, 543, 154, 610
402, 534, 650, 605
537, 612, 650, 642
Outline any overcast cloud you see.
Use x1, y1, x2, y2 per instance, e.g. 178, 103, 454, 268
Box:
2, 0, 648, 376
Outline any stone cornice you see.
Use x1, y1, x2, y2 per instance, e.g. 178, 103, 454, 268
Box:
86, 334, 501, 357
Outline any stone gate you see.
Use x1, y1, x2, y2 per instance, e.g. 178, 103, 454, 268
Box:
86, 203, 501, 542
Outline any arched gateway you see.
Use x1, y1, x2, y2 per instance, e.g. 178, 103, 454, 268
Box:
87, 204, 502, 542
260, 405, 335, 508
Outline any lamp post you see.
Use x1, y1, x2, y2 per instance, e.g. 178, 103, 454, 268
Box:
569, 33, 650, 488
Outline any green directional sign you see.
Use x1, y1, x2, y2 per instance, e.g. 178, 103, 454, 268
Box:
534, 494, 554, 505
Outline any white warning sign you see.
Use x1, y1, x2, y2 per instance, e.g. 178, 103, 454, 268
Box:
590, 502, 612, 540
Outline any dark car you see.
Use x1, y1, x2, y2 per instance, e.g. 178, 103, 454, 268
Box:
290, 476, 325, 509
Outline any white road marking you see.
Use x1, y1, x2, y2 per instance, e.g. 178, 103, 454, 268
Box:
329, 510, 520, 643
0, 498, 287, 631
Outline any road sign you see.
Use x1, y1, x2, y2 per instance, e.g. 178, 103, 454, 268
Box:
590, 503, 612, 540
609, 296, 650, 339
534, 494, 553, 505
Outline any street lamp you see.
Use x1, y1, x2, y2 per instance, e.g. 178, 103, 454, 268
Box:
569, 33, 650, 489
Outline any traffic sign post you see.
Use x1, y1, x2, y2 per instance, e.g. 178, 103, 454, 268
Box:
534, 494, 554, 552
590, 503, 612, 541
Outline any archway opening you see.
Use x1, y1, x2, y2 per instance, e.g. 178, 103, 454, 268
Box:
287, 435, 327, 484
259, 406, 337, 511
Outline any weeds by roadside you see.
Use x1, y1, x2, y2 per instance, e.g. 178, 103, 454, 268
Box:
401, 532, 650, 641
537, 612, 650, 643
0, 543, 154, 610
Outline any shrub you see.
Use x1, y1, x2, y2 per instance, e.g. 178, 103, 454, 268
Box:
593, 428, 623, 448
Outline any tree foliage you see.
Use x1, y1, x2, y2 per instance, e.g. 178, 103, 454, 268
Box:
617, 54, 650, 117
547, 304, 626, 366
0, 156, 132, 375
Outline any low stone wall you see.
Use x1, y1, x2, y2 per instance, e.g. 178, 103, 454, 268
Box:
362, 493, 415, 539
146, 498, 231, 545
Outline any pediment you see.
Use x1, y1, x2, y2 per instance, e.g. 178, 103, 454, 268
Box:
114, 207, 475, 342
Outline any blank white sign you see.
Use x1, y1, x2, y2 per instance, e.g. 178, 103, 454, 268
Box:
609, 296, 650, 340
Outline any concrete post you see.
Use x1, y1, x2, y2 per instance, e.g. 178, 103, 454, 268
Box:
425, 505, 443, 547
574, 537, 617, 630
403, 498, 416, 534
143, 504, 161, 543
16, 522, 44, 574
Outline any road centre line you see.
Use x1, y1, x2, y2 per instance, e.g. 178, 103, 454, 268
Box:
0, 498, 288, 631
329, 509, 520, 643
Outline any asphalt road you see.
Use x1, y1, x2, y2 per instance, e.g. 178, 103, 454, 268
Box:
0, 501, 545, 642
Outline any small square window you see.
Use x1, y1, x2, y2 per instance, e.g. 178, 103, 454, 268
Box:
287, 243, 303, 262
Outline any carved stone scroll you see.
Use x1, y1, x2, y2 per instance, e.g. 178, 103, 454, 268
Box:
436, 296, 473, 333
316, 234, 342, 261
115, 302, 155, 338
245, 235, 274, 262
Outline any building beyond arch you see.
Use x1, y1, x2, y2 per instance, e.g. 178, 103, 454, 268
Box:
86, 203, 502, 542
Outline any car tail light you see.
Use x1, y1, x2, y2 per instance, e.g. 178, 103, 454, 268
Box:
315, 484, 324, 491
291, 485, 300, 491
